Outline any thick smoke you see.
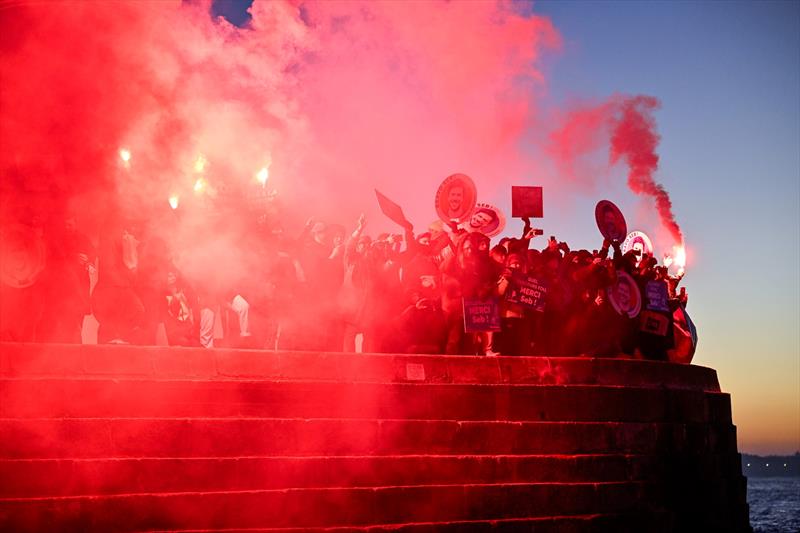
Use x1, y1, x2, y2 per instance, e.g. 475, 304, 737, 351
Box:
0, 0, 559, 287
549, 95, 684, 246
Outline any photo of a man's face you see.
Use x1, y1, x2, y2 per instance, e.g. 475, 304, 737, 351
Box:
595, 201, 627, 241
436, 174, 476, 223
469, 209, 494, 228
607, 271, 641, 318
448, 185, 464, 214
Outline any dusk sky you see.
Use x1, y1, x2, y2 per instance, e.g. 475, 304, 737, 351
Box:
208, 0, 800, 454
3, 0, 795, 456
531, 0, 799, 455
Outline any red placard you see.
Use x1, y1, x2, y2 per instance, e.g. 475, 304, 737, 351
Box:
375, 189, 409, 228
511, 186, 543, 218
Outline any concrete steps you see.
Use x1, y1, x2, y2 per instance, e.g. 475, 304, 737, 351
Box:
0, 379, 732, 422
1, 481, 659, 531
0, 343, 721, 389
0, 343, 751, 532
0, 418, 740, 458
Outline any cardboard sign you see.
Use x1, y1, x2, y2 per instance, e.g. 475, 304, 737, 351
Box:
607, 271, 641, 318
0, 224, 46, 289
435, 173, 477, 223
375, 189, 409, 228
462, 297, 501, 332
511, 186, 543, 218
506, 274, 548, 312
639, 310, 669, 336
595, 200, 628, 242
622, 230, 654, 257
461, 202, 506, 238
645, 280, 670, 312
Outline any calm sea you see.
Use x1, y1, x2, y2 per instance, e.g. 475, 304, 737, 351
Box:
748, 477, 800, 532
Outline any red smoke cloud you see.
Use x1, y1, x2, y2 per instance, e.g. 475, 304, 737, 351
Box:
0, 0, 563, 290
550, 95, 684, 246
0, 1, 559, 224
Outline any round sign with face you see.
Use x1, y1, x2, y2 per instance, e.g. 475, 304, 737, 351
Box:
0, 224, 46, 289
435, 173, 477, 223
595, 200, 628, 242
462, 202, 506, 238
622, 230, 654, 258
607, 270, 642, 318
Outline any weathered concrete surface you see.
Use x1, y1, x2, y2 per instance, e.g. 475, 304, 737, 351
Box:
0, 343, 750, 532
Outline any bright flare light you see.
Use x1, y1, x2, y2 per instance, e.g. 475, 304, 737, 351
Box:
194, 155, 207, 173
673, 244, 687, 276
193, 178, 206, 193
168, 195, 180, 210
256, 167, 269, 186
119, 148, 131, 163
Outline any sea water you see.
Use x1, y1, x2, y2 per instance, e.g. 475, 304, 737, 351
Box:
747, 477, 800, 532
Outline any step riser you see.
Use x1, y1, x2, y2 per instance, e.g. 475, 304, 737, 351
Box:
0, 454, 745, 498
0, 343, 721, 391
0, 482, 654, 532
0, 380, 732, 423
141, 514, 675, 533
0, 455, 642, 497
0, 419, 739, 459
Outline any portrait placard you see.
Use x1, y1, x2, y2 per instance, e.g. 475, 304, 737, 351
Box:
0, 224, 46, 289
607, 270, 642, 318
595, 200, 628, 242
505, 274, 548, 312
435, 173, 477, 223
461, 202, 506, 238
462, 297, 501, 332
511, 186, 543, 218
622, 230, 653, 257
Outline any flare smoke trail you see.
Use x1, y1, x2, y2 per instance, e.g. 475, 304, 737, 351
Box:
550, 94, 684, 246
609, 96, 683, 245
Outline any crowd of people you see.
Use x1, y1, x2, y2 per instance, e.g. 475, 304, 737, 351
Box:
9, 203, 692, 362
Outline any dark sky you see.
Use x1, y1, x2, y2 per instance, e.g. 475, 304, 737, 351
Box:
210, 0, 253, 27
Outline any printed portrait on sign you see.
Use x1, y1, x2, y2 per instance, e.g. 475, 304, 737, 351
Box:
435, 173, 477, 223
462, 203, 506, 238
0, 224, 46, 289
607, 271, 642, 318
622, 231, 654, 258
595, 200, 628, 242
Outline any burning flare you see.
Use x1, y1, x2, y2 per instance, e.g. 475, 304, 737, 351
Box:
168, 195, 180, 210
194, 154, 207, 173
663, 243, 687, 275
673, 244, 686, 276
193, 178, 207, 193
256, 167, 269, 187
118, 148, 131, 163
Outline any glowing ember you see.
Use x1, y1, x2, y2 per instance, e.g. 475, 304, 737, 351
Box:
194, 154, 207, 173
256, 167, 270, 186
118, 148, 131, 163
168, 195, 180, 209
193, 178, 206, 193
